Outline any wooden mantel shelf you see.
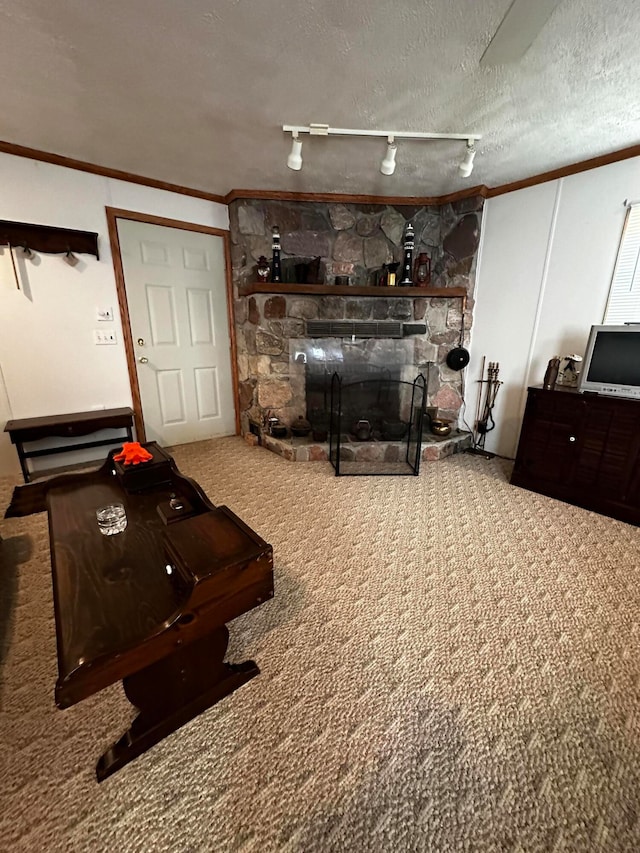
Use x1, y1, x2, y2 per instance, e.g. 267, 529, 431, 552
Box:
238, 282, 467, 298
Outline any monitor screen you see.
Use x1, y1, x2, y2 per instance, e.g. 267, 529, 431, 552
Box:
586, 330, 640, 386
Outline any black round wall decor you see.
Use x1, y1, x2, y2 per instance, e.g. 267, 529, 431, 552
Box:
446, 346, 470, 371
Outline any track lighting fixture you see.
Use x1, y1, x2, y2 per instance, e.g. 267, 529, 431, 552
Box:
63, 249, 79, 267
380, 139, 397, 176
20, 244, 35, 260
459, 143, 477, 178
282, 124, 481, 177
287, 132, 303, 171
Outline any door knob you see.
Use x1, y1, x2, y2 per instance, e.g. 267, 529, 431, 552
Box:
138, 356, 149, 364
137, 338, 145, 346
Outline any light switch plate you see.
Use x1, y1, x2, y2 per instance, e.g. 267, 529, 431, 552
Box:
94, 329, 117, 345
97, 307, 114, 321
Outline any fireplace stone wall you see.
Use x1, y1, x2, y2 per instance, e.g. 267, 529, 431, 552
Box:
229, 197, 484, 435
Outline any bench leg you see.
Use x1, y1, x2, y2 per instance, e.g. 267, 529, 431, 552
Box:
16, 443, 31, 483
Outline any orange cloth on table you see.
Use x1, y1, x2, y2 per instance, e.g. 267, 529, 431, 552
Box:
113, 442, 154, 466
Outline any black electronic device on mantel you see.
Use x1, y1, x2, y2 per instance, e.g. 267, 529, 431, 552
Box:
578, 325, 640, 400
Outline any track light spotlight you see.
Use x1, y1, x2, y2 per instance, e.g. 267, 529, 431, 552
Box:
20, 244, 35, 260
459, 143, 477, 178
63, 249, 80, 267
287, 134, 303, 171
282, 124, 482, 176
380, 140, 397, 176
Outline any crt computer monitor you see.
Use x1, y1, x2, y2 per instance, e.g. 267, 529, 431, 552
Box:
578, 324, 640, 400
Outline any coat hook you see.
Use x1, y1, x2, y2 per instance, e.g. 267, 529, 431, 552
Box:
63, 247, 80, 267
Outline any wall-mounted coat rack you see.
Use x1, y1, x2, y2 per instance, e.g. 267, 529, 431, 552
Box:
0, 219, 99, 259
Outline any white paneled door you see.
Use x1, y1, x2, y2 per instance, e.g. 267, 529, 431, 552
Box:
117, 219, 236, 446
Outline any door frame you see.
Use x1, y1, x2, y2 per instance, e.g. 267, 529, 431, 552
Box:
105, 206, 240, 443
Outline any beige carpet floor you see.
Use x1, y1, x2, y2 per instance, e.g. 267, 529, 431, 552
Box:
1, 438, 640, 852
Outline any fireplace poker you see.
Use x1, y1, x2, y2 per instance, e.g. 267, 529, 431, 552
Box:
467, 359, 503, 458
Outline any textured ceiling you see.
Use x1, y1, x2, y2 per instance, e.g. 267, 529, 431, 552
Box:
0, 0, 639, 197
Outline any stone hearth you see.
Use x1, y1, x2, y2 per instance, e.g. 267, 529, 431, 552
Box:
258, 429, 472, 463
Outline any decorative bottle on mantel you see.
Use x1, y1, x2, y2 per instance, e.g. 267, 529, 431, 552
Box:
256, 255, 270, 283
271, 226, 282, 283
399, 223, 415, 286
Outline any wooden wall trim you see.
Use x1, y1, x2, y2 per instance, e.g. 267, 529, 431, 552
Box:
3, 136, 640, 208
105, 209, 146, 444
222, 233, 241, 435
486, 143, 640, 198
105, 207, 229, 237
226, 139, 640, 204
223, 186, 489, 205
105, 207, 240, 442
0, 139, 227, 204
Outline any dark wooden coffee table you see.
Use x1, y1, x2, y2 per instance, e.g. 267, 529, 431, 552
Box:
5, 443, 274, 781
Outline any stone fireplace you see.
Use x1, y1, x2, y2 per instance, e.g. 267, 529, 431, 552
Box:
229, 196, 483, 460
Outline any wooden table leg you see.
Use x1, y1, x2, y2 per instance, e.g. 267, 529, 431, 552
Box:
95, 626, 259, 781
16, 442, 31, 483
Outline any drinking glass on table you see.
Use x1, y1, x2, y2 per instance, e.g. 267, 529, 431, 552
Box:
96, 503, 127, 536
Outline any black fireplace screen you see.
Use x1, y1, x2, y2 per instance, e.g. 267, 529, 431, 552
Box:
329, 372, 427, 476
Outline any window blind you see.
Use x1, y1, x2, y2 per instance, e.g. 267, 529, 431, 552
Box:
604, 203, 640, 324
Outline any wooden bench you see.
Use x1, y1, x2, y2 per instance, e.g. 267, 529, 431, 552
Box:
4, 407, 134, 482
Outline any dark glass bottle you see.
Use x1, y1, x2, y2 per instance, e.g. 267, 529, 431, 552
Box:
271, 226, 282, 283
399, 223, 415, 286
256, 255, 270, 282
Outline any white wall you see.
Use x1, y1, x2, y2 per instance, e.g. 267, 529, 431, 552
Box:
0, 153, 228, 477
3, 149, 639, 474
467, 155, 640, 459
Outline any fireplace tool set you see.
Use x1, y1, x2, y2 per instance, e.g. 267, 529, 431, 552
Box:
468, 357, 503, 458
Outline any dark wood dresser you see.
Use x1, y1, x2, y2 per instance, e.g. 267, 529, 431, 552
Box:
511, 386, 640, 526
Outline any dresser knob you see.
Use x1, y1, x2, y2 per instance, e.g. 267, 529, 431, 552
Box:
568, 435, 576, 442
